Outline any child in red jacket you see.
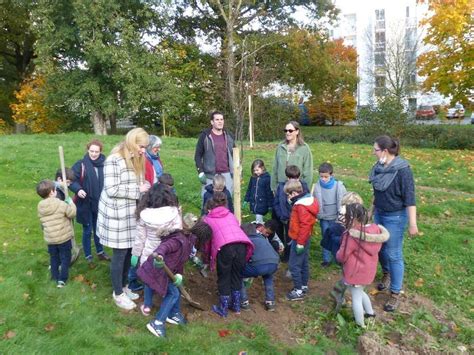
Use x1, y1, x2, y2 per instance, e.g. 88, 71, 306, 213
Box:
284, 179, 319, 301
336, 203, 389, 328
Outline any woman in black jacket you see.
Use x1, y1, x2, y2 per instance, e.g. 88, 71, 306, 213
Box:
70, 139, 110, 263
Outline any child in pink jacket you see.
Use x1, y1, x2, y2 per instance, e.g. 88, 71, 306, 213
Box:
336, 203, 389, 328
202, 191, 254, 317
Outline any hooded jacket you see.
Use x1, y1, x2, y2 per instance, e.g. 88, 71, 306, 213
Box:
194, 128, 235, 178
203, 206, 254, 271
37, 197, 76, 245
336, 224, 390, 285
202, 184, 233, 215
132, 206, 182, 265
288, 193, 319, 245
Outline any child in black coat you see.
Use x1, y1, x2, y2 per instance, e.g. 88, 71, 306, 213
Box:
244, 159, 273, 224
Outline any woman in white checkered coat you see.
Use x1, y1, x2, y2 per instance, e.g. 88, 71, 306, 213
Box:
97, 127, 151, 310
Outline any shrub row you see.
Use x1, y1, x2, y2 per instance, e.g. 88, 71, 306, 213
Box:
303, 125, 474, 150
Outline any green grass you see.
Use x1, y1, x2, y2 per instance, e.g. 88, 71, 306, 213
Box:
0, 133, 473, 353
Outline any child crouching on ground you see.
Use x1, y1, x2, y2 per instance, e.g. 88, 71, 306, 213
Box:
137, 215, 202, 338
240, 223, 280, 311
131, 184, 182, 313
36, 179, 76, 288
202, 192, 254, 317
336, 203, 389, 328
284, 180, 319, 301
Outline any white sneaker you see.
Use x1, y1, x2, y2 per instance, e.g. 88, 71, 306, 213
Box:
113, 292, 137, 310
123, 286, 139, 300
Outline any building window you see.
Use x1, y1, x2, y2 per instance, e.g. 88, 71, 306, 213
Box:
375, 75, 385, 88
375, 9, 385, 20
375, 52, 385, 66
406, 6, 410, 18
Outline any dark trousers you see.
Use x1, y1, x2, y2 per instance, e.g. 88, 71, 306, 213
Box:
216, 243, 247, 295
48, 239, 72, 282
273, 216, 290, 263
111, 248, 132, 295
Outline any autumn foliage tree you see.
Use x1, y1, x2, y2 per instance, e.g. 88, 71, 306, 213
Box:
10, 76, 63, 133
418, 0, 474, 105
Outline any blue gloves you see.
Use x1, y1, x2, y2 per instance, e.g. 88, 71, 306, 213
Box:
296, 244, 305, 255
198, 172, 207, 184
130, 255, 139, 267
153, 256, 165, 268
173, 273, 183, 287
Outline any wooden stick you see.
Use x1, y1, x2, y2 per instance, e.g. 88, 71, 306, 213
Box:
233, 147, 241, 223
248, 95, 254, 148
58, 146, 68, 196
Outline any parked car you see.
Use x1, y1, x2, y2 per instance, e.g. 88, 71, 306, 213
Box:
416, 105, 436, 120
446, 103, 465, 119
470, 112, 474, 124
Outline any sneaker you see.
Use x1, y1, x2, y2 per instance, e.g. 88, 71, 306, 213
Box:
113, 291, 137, 310
377, 272, 391, 291
286, 288, 304, 301
320, 261, 331, 268
301, 285, 309, 295
123, 286, 139, 300
140, 304, 151, 316
147, 320, 166, 337
384, 292, 400, 312
166, 312, 187, 325
57, 281, 66, 288
240, 300, 250, 310
97, 252, 111, 261
264, 301, 276, 312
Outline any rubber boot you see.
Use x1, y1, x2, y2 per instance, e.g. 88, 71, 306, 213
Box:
212, 295, 230, 318
230, 290, 241, 314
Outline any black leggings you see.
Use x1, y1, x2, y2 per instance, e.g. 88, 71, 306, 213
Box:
110, 248, 132, 295
216, 243, 247, 295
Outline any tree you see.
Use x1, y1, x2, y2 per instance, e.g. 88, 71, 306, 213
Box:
33, 0, 170, 135
0, 0, 36, 130
10, 75, 64, 133
172, 0, 338, 140
418, 0, 474, 105
364, 22, 419, 104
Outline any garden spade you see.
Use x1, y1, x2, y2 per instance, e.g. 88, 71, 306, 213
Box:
152, 253, 205, 311
58, 146, 81, 265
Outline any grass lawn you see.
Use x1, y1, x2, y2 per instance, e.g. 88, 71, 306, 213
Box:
0, 133, 472, 353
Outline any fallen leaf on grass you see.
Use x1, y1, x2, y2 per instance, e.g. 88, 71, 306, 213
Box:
0, 276, 4, 282
26, 270, 32, 276
414, 278, 424, 287
74, 274, 85, 282
368, 288, 380, 296
22, 293, 29, 300
3, 330, 16, 339
218, 329, 232, 337
435, 264, 442, 276
418, 231, 425, 236
443, 210, 452, 217
44, 323, 55, 332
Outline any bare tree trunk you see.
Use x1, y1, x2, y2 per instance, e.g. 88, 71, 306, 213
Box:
109, 112, 117, 134
92, 111, 107, 135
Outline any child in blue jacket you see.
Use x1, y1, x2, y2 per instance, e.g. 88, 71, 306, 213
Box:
201, 174, 233, 215
244, 159, 273, 224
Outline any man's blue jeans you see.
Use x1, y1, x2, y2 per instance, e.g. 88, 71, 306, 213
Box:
320, 219, 336, 263
81, 212, 104, 259
155, 282, 181, 322
240, 263, 278, 302
374, 209, 408, 293
288, 239, 310, 289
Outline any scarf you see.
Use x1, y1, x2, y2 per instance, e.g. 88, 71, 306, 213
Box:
146, 151, 163, 178
320, 176, 336, 189
82, 153, 105, 210
369, 156, 409, 192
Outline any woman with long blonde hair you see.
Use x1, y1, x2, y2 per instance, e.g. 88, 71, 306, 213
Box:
97, 127, 151, 310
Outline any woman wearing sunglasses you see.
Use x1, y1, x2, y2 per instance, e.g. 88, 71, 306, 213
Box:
271, 121, 313, 192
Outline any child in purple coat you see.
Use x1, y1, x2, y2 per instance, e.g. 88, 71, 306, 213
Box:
202, 191, 254, 317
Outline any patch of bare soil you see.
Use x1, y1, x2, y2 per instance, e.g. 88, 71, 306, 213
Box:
139, 265, 471, 353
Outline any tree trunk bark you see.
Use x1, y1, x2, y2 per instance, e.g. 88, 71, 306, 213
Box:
92, 111, 107, 135
109, 112, 117, 134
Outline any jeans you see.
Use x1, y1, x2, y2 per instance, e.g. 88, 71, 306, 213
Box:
81, 212, 104, 259
155, 282, 181, 322
48, 240, 72, 282
320, 219, 336, 263
240, 263, 278, 302
144, 285, 154, 308
110, 248, 132, 295
374, 209, 408, 293
288, 239, 310, 289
